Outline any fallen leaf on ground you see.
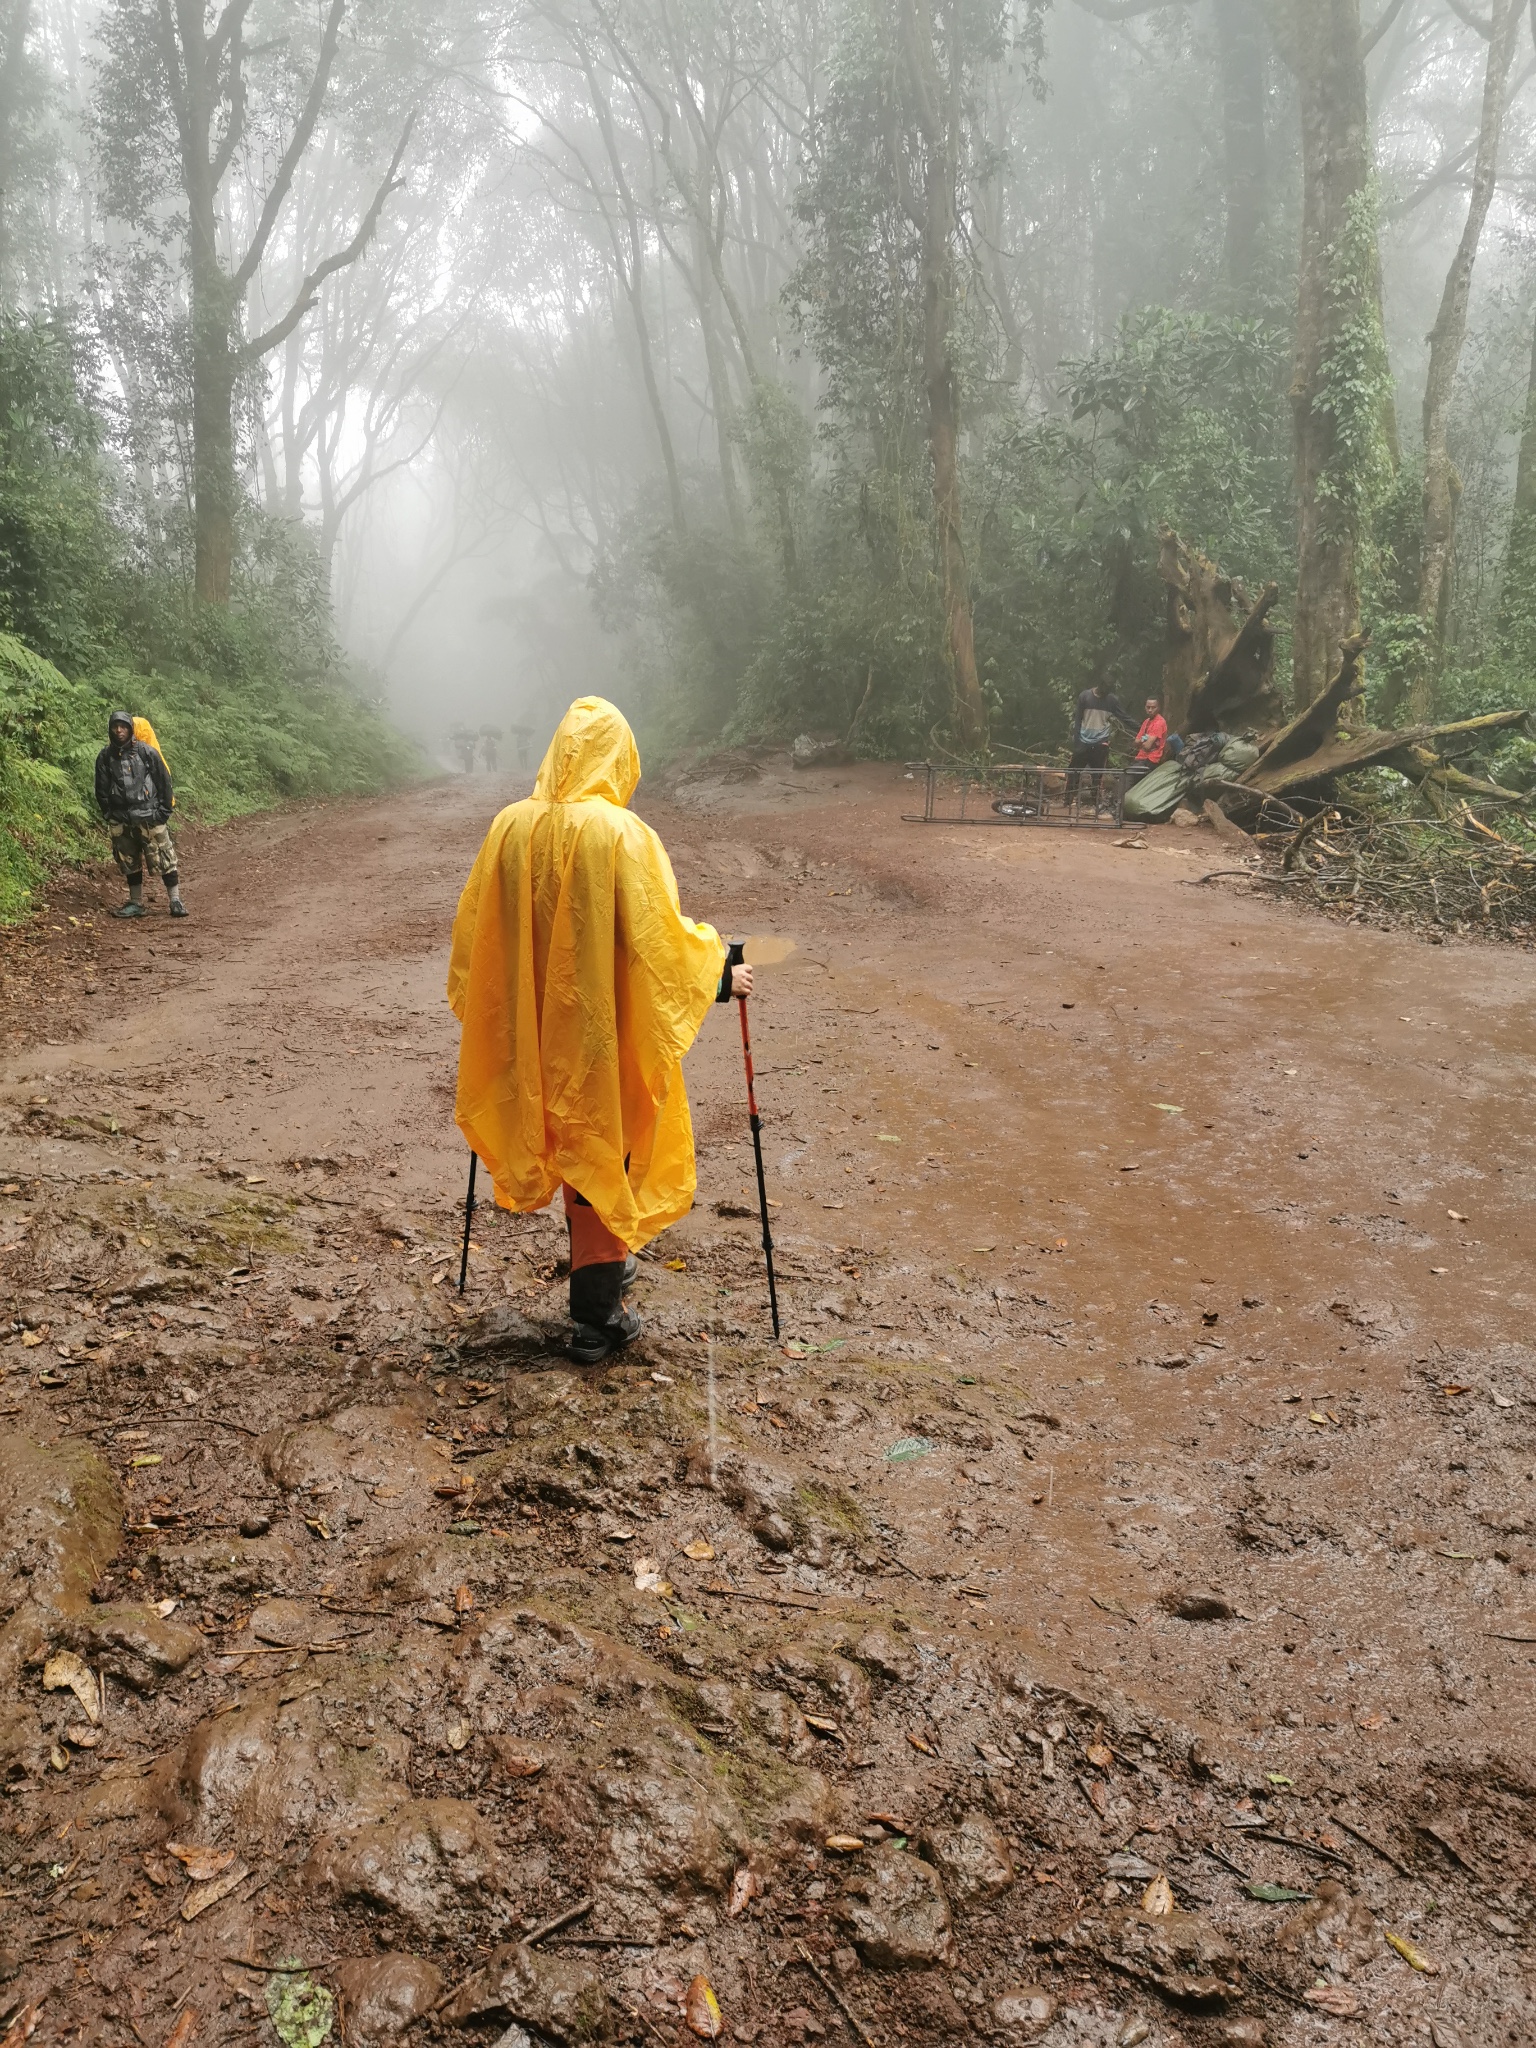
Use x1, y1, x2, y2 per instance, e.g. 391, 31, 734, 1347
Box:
1249, 1883, 1312, 1903
265, 1963, 334, 2047
1, 2004, 43, 2046
1384, 1929, 1438, 1973
1085, 1741, 1115, 1770
682, 1538, 715, 1560
181, 1862, 250, 1920
446, 1719, 471, 1752
165, 2012, 200, 2048
1085, 1778, 1109, 1817
20, 1331, 42, 1348
1447, 1209, 1466, 1221
166, 1842, 237, 1883
664, 1258, 687, 1271
906, 1732, 936, 1756
1153, 1104, 1183, 1114
42, 1651, 101, 1725
1355, 1710, 1386, 1730
634, 1558, 674, 1596
130, 1453, 162, 1468
683, 1975, 723, 2039
727, 1865, 759, 1918
824, 1835, 864, 1853
1141, 1873, 1174, 1916
1304, 1985, 1359, 2016
804, 1714, 844, 1741
885, 1435, 934, 1462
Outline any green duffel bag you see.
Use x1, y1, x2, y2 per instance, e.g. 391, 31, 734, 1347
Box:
1124, 758, 1192, 821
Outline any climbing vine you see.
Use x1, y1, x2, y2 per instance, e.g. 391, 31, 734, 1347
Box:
1314, 179, 1396, 543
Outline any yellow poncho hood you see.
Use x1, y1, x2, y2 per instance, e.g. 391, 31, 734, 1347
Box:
448, 696, 727, 1249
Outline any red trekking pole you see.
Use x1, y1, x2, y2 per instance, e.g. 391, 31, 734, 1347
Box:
728, 940, 780, 1338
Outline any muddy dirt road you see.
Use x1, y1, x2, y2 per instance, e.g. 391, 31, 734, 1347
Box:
1, 764, 1532, 2048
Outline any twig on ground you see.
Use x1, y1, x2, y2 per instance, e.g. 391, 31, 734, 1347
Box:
793, 1941, 876, 2047
522, 1897, 593, 1946
1333, 1813, 1412, 1878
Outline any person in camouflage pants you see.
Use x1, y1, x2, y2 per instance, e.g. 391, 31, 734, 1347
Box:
94, 711, 187, 919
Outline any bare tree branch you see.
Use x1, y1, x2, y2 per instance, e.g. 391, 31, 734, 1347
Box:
241, 116, 414, 362
232, 0, 347, 292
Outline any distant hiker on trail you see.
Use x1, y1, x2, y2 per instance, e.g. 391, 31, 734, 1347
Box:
448, 696, 752, 1365
480, 729, 499, 772
1130, 696, 1169, 783
452, 727, 477, 773
94, 711, 186, 920
1065, 678, 1135, 805
510, 723, 534, 770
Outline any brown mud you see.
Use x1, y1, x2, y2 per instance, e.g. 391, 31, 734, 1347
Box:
0, 764, 1532, 2048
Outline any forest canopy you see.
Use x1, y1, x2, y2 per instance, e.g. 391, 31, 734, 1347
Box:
3, 0, 1536, 824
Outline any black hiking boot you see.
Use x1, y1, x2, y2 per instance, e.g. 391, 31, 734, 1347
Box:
567, 1304, 643, 1366
169, 899, 188, 918
112, 902, 146, 919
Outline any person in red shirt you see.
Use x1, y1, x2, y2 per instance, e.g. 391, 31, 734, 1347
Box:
1131, 697, 1169, 781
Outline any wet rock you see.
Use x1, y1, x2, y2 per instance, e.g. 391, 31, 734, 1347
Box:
748, 1688, 814, 1758
838, 1846, 955, 1968
455, 1304, 545, 1362
1060, 1904, 1239, 2007
260, 1405, 454, 1497
161, 1682, 404, 1848
849, 1627, 919, 1686
545, 1721, 743, 1894
1161, 1590, 1234, 1622
147, 1532, 297, 1599
1274, 1881, 1378, 1970
240, 1514, 271, 1538
0, 1432, 121, 1623
752, 1510, 794, 1552
365, 1535, 493, 1606
61, 1601, 203, 1691
992, 1985, 1057, 2033
447, 1940, 608, 2044
331, 1956, 444, 2044
248, 1597, 339, 1646
305, 1796, 504, 1938
763, 1646, 871, 1728
922, 1810, 1015, 1908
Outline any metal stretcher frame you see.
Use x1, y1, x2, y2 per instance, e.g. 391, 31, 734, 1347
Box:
902, 760, 1130, 829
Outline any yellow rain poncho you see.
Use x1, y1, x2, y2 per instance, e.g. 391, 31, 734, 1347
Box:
448, 697, 727, 1250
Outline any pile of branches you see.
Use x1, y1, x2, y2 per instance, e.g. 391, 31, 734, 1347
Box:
1208, 801, 1536, 942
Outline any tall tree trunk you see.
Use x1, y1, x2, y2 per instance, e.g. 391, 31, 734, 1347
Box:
1410, 0, 1520, 719
904, 0, 986, 746
1494, 297, 1536, 652
191, 256, 239, 602
1215, 0, 1268, 291
1286, 0, 1388, 708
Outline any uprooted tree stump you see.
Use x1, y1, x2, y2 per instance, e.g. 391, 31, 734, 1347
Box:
1158, 530, 1283, 734
1156, 533, 1531, 818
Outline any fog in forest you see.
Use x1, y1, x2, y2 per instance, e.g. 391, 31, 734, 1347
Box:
5, 1, 1536, 782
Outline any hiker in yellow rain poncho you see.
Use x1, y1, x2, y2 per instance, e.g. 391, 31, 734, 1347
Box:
448, 697, 753, 1364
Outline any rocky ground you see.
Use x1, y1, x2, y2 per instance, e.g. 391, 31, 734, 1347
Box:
0, 763, 1532, 2048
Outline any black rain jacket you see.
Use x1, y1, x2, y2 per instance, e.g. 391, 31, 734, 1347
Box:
95, 739, 173, 826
